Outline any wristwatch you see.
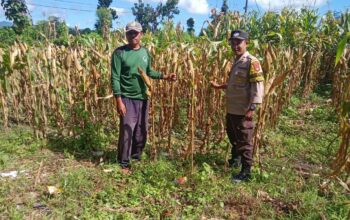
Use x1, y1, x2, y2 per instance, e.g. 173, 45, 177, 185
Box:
249, 103, 257, 111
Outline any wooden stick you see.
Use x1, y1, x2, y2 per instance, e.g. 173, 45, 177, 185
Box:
34, 160, 44, 187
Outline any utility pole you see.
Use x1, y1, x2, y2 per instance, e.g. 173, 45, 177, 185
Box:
244, 0, 248, 14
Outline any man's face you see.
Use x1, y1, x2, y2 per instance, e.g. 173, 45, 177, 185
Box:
230, 39, 247, 56
126, 30, 142, 46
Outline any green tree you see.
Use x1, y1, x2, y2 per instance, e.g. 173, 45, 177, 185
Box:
35, 16, 68, 41
157, 0, 180, 22
35, 20, 50, 37
96, 7, 112, 39
54, 21, 69, 45
48, 16, 61, 39
80, 28, 93, 35
56, 21, 68, 38
0, 0, 31, 34
95, 0, 117, 38
221, 0, 229, 15
0, 27, 16, 47
132, 0, 179, 32
97, 0, 112, 8
97, 0, 118, 19
186, 17, 195, 35
132, 1, 157, 32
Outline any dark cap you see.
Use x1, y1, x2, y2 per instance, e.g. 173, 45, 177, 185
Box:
229, 30, 249, 40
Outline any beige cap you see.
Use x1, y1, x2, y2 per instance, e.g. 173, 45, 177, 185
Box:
125, 21, 142, 32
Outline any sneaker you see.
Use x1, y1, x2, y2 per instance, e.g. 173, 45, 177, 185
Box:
232, 171, 251, 183
131, 155, 141, 162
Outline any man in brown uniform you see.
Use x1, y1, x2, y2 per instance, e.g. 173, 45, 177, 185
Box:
211, 30, 264, 182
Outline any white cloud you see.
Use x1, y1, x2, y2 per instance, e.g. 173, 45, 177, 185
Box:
110, 7, 129, 16
40, 8, 67, 20
125, 0, 210, 14
255, 0, 327, 10
179, 0, 209, 14
25, 0, 35, 11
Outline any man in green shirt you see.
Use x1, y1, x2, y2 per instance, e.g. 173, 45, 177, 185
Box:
111, 21, 176, 172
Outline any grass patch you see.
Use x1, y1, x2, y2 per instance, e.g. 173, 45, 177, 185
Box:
0, 87, 349, 219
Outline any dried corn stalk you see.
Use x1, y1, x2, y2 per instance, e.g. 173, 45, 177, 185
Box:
137, 67, 152, 97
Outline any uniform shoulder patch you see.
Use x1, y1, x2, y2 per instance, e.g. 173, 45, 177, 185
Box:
248, 55, 264, 82
252, 60, 261, 72
247, 55, 261, 72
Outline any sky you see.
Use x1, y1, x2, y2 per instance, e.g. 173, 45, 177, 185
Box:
0, 0, 349, 32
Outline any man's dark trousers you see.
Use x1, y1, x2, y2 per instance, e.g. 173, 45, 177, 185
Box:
117, 97, 149, 168
226, 114, 254, 169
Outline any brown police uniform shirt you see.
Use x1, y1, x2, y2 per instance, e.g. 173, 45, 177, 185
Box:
226, 51, 264, 115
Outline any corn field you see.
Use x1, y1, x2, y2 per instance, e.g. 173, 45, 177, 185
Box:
0, 9, 349, 178
332, 47, 350, 177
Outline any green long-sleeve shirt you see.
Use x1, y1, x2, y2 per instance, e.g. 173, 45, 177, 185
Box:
111, 45, 162, 100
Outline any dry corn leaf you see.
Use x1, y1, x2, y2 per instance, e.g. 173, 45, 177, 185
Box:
47, 186, 62, 195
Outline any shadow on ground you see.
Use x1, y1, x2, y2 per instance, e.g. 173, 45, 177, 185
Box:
46, 133, 117, 165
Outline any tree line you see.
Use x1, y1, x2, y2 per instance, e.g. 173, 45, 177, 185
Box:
0, 0, 236, 44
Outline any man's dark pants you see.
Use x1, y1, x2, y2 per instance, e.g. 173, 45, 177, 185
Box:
117, 97, 149, 168
226, 114, 254, 170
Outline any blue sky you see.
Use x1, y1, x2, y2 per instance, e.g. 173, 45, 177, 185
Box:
0, 0, 349, 32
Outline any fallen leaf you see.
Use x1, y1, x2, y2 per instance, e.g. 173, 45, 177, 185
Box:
103, 169, 113, 173
47, 186, 62, 195
0, 171, 18, 178
175, 177, 187, 185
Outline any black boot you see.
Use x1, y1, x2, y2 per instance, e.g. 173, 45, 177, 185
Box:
232, 166, 251, 183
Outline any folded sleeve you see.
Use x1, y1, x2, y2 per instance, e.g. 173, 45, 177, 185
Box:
250, 81, 264, 104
